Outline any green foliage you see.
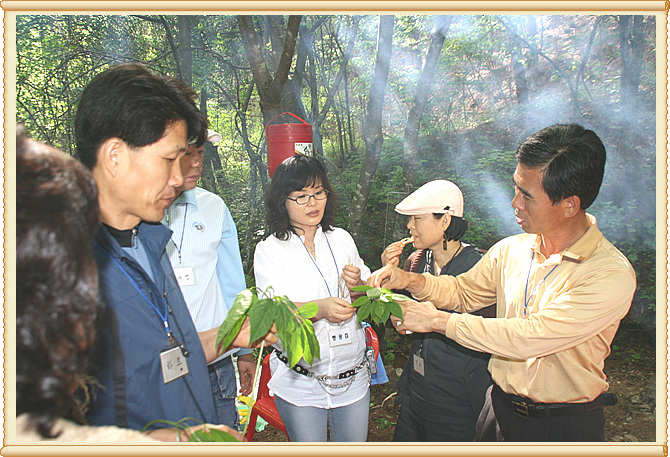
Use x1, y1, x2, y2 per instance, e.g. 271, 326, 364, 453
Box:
376, 417, 396, 429
216, 287, 320, 368
350, 285, 406, 325
141, 418, 239, 442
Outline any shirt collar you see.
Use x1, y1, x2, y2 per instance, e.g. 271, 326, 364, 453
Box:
531, 213, 602, 264
173, 188, 198, 209
293, 225, 324, 242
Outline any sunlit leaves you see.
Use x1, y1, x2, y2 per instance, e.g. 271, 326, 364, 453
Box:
215, 287, 320, 368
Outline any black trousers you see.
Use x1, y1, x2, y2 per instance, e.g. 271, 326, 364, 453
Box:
475, 385, 606, 442
393, 337, 492, 442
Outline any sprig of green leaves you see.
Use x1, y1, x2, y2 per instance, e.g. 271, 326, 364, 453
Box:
350, 285, 407, 325
141, 418, 239, 442
215, 287, 320, 368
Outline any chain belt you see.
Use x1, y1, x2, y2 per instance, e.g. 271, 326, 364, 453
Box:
273, 349, 369, 394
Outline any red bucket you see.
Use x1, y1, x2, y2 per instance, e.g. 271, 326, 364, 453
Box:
265, 112, 313, 178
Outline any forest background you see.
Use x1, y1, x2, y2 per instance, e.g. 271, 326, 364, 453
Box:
13, 12, 660, 332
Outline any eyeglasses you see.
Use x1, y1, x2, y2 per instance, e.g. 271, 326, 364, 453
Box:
286, 189, 329, 205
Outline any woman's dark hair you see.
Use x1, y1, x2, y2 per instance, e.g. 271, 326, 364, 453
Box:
17, 126, 101, 438
75, 62, 207, 169
433, 213, 468, 241
265, 154, 337, 240
515, 123, 606, 209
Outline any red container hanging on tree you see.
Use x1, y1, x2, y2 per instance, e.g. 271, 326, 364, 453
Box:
265, 112, 313, 178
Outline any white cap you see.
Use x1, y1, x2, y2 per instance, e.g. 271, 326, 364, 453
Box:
394, 180, 464, 217
207, 129, 222, 143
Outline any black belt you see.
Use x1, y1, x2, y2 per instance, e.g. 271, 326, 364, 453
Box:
273, 349, 362, 380
493, 384, 617, 419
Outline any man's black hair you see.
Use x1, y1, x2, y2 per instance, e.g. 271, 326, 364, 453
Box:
515, 123, 606, 209
75, 63, 207, 169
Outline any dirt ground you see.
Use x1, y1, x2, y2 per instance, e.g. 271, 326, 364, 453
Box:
251, 317, 658, 443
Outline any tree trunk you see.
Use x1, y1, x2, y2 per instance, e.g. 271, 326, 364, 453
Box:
347, 15, 394, 243
198, 88, 221, 194
242, 165, 260, 275
238, 15, 302, 124
512, 58, 530, 106
177, 16, 193, 87
619, 15, 645, 121
402, 16, 451, 189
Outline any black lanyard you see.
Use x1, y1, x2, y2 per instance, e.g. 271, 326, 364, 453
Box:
168, 204, 188, 264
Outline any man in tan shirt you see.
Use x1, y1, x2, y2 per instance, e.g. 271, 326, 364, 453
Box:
369, 124, 636, 441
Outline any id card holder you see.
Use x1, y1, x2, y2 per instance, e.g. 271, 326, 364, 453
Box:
329, 324, 353, 347
413, 352, 425, 377
174, 265, 197, 287
366, 347, 377, 374
160, 346, 190, 383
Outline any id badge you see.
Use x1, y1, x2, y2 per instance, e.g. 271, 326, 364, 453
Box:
413, 352, 425, 377
329, 324, 353, 347
366, 347, 378, 374
160, 346, 190, 383
174, 265, 197, 287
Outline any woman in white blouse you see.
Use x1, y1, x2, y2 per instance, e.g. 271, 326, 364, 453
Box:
254, 154, 371, 442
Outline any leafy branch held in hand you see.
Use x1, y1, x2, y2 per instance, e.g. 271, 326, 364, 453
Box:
350, 285, 407, 325
215, 287, 321, 369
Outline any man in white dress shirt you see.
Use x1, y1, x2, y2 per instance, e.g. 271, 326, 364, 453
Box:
163, 129, 255, 429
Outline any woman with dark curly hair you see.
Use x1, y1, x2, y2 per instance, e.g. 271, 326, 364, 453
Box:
15, 128, 154, 442
253, 154, 371, 442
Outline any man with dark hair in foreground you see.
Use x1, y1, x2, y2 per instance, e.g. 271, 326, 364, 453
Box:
76, 63, 275, 441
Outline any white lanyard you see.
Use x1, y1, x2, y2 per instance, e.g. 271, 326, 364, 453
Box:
523, 250, 559, 317
299, 232, 341, 298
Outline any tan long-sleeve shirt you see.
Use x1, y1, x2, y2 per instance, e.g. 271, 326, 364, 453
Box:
413, 214, 636, 403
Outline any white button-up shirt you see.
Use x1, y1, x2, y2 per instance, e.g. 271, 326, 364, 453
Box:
254, 226, 371, 408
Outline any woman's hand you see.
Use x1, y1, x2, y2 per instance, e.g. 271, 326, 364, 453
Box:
313, 297, 356, 324
381, 241, 404, 267
341, 264, 363, 289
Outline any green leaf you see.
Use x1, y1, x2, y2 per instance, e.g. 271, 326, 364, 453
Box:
296, 301, 319, 319
189, 428, 240, 442
287, 326, 305, 368
351, 295, 370, 308
216, 289, 255, 351
351, 285, 373, 293
380, 307, 391, 324
366, 288, 383, 299
304, 321, 320, 365
372, 301, 385, 324
356, 299, 374, 323
300, 324, 313, 364
278, 295, 300, 313
387, 300, 403, 319
247, 297, 276, 343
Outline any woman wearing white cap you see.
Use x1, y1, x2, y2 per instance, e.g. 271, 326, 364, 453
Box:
382, 180, 495, 441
